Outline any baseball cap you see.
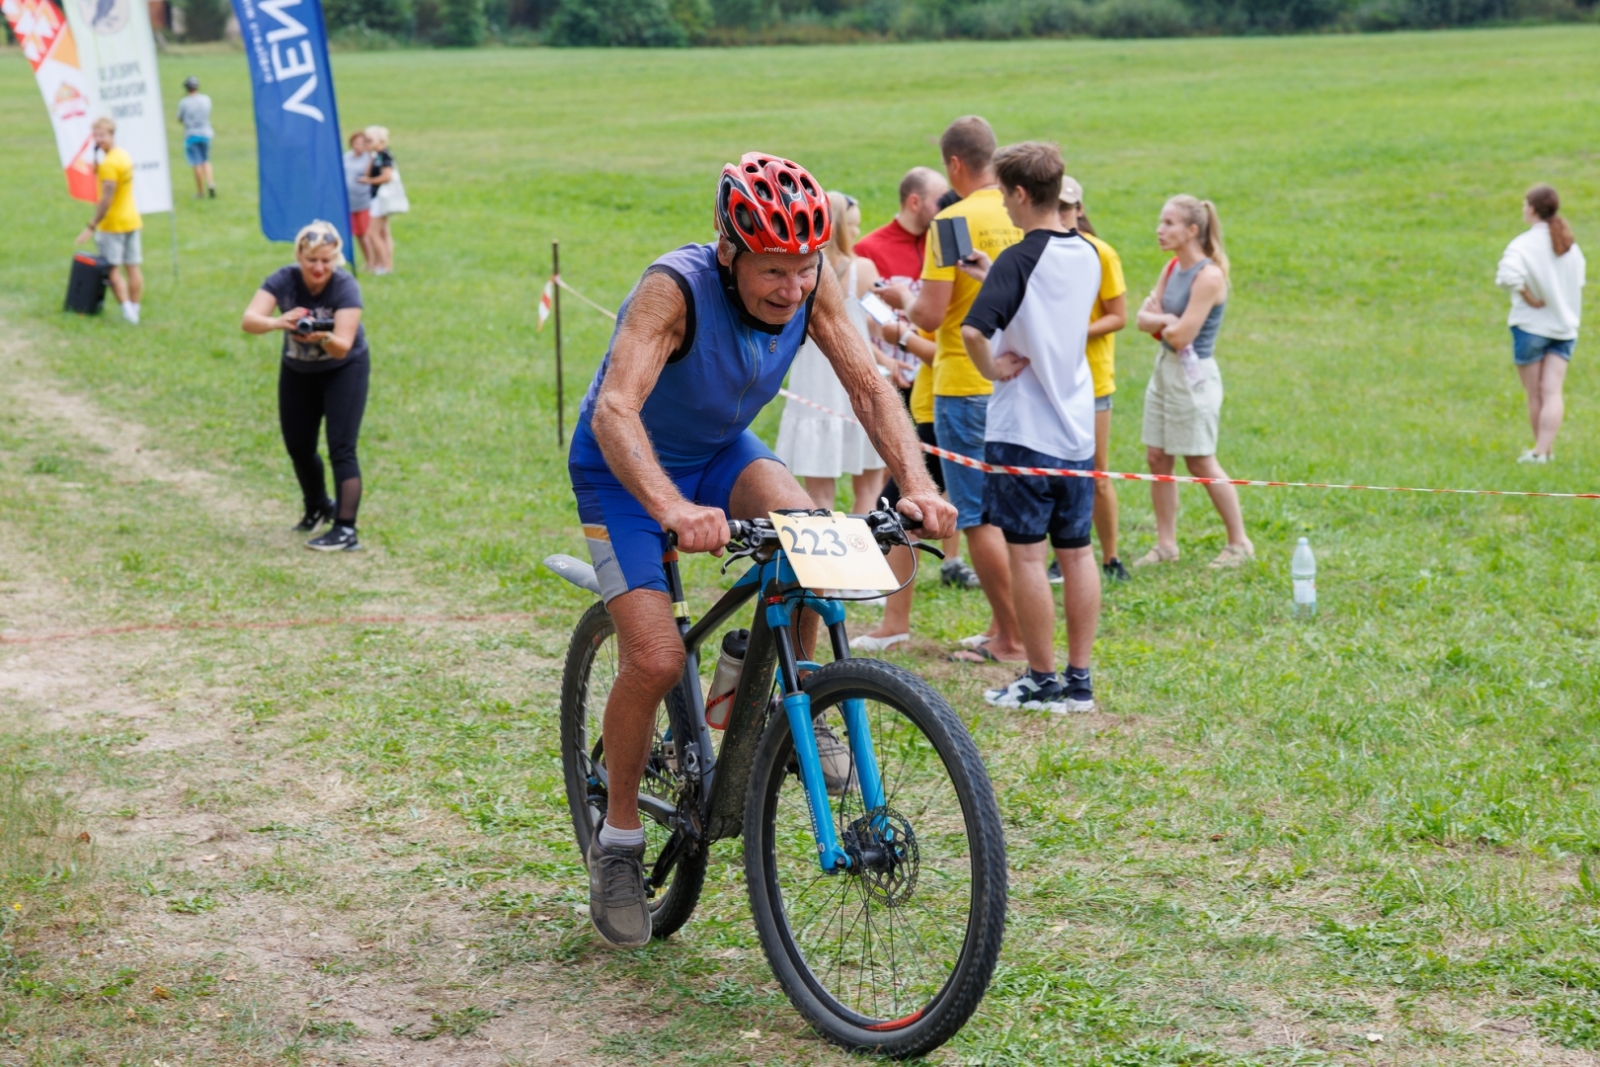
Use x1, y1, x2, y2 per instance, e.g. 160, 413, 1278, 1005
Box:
1059, 176, 1084, 206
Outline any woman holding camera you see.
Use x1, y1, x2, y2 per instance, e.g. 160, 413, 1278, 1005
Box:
241, 220, 370, 552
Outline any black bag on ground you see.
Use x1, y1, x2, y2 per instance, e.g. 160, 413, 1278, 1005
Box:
65, 253, 110, 315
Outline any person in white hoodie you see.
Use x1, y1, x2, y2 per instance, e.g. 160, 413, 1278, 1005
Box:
1496, 184, 1585, 463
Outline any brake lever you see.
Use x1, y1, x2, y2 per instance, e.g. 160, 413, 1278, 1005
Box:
912, 541, 946, 561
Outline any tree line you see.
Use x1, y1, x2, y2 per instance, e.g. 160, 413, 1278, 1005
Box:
153, 0, 1594, 47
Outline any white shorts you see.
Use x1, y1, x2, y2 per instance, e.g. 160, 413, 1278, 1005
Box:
95, 229, 142, 266
1142, 348, 1223, 457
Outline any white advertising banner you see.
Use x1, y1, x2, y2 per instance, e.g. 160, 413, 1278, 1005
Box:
2, 0, 100, 202
62, 0, 173, 215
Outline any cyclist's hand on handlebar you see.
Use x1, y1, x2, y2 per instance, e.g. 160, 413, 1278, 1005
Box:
660, 500, 730, 557
895, 492, 956, 541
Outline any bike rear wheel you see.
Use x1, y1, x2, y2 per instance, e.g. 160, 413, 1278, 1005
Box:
742, 657, 1006, 1058
559, 601, 706, 940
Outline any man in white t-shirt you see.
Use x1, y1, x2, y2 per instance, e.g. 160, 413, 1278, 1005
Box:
959, 141, 1102, 714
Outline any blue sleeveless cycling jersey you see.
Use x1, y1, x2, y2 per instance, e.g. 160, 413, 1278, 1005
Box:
570, 243, 814, 470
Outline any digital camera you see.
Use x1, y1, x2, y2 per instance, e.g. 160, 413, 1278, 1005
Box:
294, 317, 336, 335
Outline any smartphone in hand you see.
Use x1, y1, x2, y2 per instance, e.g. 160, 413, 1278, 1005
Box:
935, 217, 974, 268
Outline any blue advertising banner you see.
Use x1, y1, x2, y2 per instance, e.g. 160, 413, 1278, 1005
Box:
230, 0, 352, 259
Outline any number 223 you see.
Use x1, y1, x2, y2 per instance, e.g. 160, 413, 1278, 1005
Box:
780, 525, 848, 557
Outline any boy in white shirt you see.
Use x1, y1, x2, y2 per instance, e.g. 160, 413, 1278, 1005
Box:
959, 142, 1103, 713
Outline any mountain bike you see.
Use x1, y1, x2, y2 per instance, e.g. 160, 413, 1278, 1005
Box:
545, 509, 1007, 1058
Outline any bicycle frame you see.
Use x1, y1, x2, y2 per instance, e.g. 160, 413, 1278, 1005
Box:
662, 544, 886, 873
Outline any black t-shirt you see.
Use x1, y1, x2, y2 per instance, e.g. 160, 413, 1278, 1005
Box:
368, 148, 394, 181
260, 265, 368, 374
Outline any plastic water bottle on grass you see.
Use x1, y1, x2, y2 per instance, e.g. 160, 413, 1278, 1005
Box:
1292, 537, 1317, 619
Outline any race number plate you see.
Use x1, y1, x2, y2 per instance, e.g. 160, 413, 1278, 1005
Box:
767, 511, 898, 591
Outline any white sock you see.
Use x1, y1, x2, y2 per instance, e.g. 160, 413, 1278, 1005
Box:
598, 821, 645, 850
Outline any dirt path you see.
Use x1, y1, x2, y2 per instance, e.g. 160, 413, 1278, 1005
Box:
0, 322, 612, 1066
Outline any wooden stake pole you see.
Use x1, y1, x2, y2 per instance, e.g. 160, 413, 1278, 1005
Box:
553, 239, 563, 448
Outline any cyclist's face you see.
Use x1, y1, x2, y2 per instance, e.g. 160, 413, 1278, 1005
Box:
728, 249, 820, 326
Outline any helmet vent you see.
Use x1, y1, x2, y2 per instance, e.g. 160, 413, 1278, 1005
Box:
813, 209, 825, 235
799, 175, 816, 195
770, 213, 790, 242
776, 171, 798, 194
793, 211, 810, 242
734, 202, 757, 235
753, 180, 773, 201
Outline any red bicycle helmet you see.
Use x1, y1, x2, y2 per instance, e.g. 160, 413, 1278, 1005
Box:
716, 153, 832, 256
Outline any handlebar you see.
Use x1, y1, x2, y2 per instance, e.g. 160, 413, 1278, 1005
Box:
724, 507, 942, 559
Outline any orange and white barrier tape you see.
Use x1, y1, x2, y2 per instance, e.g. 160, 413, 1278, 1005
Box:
778, 388, 1600, 501
559, 280, 1599, 502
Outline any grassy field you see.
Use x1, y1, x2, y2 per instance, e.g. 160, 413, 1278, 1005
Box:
3, 26, 1600, 1066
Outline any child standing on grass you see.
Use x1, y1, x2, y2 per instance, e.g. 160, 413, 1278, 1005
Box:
1497, 184, 1585, 463
958, 141, 1103, 714
1058, 179, 1128, 583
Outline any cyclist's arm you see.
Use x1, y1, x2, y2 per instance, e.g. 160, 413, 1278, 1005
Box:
808, 266, 955, 539
590, 273, 728, 554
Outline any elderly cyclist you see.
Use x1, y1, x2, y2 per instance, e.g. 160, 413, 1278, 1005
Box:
567, 153, 956, 947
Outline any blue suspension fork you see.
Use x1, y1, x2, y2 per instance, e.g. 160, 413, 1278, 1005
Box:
764, 562, 888, 872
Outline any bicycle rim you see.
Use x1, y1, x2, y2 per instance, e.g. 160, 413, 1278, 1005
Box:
746, 659, 1005, 1055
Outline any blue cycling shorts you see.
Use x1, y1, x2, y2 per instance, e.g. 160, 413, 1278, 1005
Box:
569, 430, 780, 602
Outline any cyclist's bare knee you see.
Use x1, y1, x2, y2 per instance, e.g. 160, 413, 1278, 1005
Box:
729, 458, 812, 518
607, 588, 686, 693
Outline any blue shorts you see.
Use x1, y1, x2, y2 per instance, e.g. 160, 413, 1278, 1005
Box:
934, 394, 990, 530
184, 137, 210, 165
982, 442, 1094, 549
1512, 326, 1574, 366
570, 430, 779, 602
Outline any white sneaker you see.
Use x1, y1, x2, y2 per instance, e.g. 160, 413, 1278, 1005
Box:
850, 631, 909, 653
121, 302, 140, 325
983, 673, 1070, 713
1518, 449, 1550, 464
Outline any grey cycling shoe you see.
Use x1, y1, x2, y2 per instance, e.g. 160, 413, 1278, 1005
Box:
813, 722, 857, 798
585, 834, 652, 948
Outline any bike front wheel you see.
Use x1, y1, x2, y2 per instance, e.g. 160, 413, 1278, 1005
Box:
742, 657, 1006, 1058
558, 600, 706, 940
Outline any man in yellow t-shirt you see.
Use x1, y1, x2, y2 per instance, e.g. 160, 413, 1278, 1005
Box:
76, 117, 144, 325
906, 115, 1025, 664
1060, 177, 1130, 581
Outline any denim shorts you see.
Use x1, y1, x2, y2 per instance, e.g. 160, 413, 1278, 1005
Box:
1512, 326, 1575, 366
570, 429, 778, 602
933, 394, 989, 530
184, 136, 210, 165
982, 442, 1094, 549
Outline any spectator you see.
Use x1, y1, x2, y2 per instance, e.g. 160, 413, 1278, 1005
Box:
75, 117, 143, 325
344, 131, 375, 269
853, 166, 955, 652
1496, 183, 1585, 463
1134, 196, 1253, 568
177, 76, 214, 199
775, 191, 890, 515
909, 116, 1026, 664
364, 126, 405, 275
1059, 178, 1129, 582
958, 140, 1102, 712
240, 221, 371, 552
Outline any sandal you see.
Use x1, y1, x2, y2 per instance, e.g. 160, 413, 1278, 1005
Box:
958, 633, 994, 649
1132, 546, 1180, 568
1209, 543, 1256, 569
850, 632, 909, 653
948, 642, 998, 664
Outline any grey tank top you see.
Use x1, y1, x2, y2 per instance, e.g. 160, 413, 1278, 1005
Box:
1161, 257, 1226, 359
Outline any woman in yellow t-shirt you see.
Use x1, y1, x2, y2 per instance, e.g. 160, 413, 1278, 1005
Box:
1059, 180, 1129, 581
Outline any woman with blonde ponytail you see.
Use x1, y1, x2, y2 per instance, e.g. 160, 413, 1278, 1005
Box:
1134, 195, 1253, 569
1496, 184, 1585, 462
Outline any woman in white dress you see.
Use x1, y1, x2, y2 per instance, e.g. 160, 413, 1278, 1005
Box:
775, 191, 892, 512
